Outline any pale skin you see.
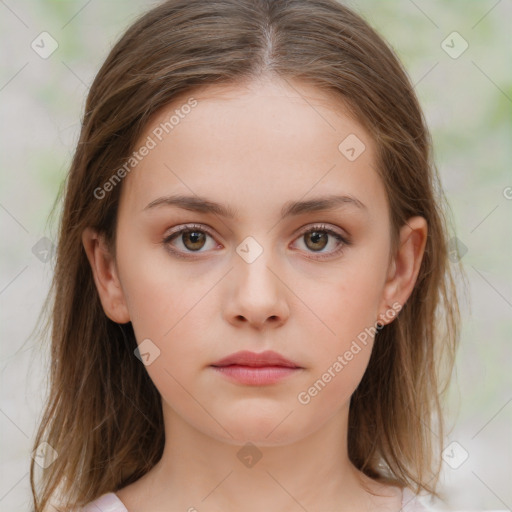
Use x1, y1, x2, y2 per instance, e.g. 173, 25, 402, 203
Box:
82, 76, 427, 512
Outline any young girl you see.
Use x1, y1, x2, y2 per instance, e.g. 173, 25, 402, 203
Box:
30, 0, 463, 510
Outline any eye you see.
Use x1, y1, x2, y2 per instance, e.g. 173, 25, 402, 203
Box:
291, 223, 350, 260
162, 224, 219, 259
162, 222, 350, 260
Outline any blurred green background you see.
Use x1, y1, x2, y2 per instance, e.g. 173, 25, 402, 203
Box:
0, 1, 510, 510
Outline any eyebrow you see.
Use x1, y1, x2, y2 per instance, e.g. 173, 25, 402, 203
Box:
143, 193, 367, 219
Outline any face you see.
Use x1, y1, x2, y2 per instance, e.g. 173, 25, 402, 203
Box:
85, 76, 422, 447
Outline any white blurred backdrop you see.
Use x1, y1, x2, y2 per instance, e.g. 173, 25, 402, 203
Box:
1, 1, 511, 510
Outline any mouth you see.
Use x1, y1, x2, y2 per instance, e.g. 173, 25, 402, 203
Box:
211, 349, 301, 368
210, 350, 302, 386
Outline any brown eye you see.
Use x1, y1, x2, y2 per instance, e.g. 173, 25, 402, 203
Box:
292, 223, 351, 260
162, 224, 218, 258
304, 230, 329, 251
181, 230, 207, 251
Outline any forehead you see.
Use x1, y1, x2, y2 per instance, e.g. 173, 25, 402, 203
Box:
119, 76, 385, 221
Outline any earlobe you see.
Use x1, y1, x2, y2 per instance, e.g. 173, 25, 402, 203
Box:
378, 216, 428, 325
81, 227, 131, 324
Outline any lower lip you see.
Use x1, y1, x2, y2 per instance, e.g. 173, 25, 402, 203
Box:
211, 365, 301, 385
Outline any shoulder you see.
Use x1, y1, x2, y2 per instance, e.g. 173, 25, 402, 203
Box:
401, 487, 496, 512
401, 487, 435, 511
80, 492, 128, 512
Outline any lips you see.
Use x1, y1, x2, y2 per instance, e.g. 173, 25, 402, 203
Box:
210, 350, 303, 386
211, 350, 301, 369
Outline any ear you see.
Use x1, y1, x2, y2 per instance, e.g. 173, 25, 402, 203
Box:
82, 227, 130, 324
378, 216, 428, 326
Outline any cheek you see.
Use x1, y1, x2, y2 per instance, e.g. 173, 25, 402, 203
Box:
117, 238, 208, 339
305, 260, 386, 346
115, 244, 223, 410
301, 346, 373, 415
295, 276, 378, 415
295, 253, 386, 401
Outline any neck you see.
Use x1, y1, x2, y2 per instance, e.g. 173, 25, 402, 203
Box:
118, 401, 401, 511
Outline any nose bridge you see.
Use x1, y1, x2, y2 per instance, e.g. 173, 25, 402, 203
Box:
235, 234, 279, 294
227, 233, 290, 326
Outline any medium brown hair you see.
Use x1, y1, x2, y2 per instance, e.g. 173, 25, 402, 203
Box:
30, 0, 464, 509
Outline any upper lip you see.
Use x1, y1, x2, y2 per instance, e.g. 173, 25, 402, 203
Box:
211, 350, 301, 368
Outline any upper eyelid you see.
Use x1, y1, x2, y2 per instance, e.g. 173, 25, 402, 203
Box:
165, 223, 213, 240
165, 222, 346, 237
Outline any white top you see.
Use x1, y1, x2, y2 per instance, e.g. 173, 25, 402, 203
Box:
81, 486, 433, 511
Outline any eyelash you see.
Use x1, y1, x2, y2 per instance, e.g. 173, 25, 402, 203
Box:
161, 223, 351, 261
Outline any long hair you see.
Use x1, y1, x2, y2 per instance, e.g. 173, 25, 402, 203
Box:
30, 0, 464, 509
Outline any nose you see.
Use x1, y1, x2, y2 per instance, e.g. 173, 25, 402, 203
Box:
223, 247, 290, 330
